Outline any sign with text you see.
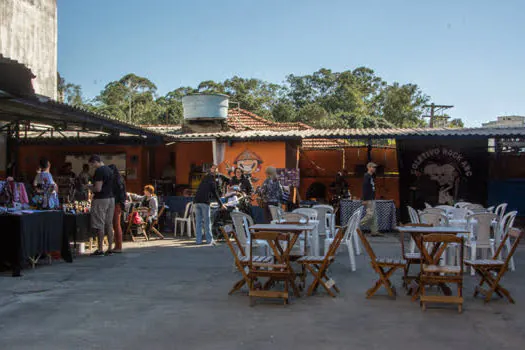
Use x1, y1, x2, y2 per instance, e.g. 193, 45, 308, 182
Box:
397, 139, 488, 216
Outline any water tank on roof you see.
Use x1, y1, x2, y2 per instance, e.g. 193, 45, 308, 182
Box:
182, 93, 229, 120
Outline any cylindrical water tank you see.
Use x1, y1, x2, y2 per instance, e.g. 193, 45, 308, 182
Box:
182, 93, 229, 120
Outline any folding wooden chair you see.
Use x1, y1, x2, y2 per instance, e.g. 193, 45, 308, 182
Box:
465, 227, 522, 304
220, 226, 272, 295
398, 223, 431, 291
419, 234, 464, 313
125, 207, 149, 242
357, 228, 406, 298
297, 227, 345, 297
248, 231, 297, 306
147, 204, 166, 240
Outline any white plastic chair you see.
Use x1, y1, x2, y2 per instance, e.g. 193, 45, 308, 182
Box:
465, 212, 498, 275
292, 208, 318, 221
338, 207, 363, 271
435, 205, 455, 214
407, 206, 420, 253
455, 202, 471, 208
174, 202, 193, 237
268, 205, 283, 221
449, 208, 469, 220
312, 204, 334, 253
424, 202, 433, 209
494, 203, 508, 223
420, 212, 449, 226
231, 211, 270, 256
422, 207, 446, 215
493, 211, 517, 271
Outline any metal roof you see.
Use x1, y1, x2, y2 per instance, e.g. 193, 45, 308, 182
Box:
0, 90, 170, 141
156, 126, 525, 141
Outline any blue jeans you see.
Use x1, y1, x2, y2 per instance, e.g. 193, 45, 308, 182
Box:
194, 203, 213, 244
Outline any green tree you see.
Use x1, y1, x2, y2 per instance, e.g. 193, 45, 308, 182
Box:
93, 74, 160, 124
375, 83, 429, 127
448, 118, 464, 128
57, 72, 84, 106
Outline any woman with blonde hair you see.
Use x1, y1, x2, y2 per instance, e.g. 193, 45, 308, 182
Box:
259, 166, 283, 223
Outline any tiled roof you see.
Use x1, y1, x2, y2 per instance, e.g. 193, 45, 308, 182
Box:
227, 108, 308, 131
142, 108, 525, 142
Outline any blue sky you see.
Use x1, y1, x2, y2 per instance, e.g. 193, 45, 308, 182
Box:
57, 0, 525, 127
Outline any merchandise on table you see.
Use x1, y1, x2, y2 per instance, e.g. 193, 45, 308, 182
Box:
62, 201, 91, 214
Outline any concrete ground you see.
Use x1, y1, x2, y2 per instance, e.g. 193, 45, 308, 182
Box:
1, 236, 524, 350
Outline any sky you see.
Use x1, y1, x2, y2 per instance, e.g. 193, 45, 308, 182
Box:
57, 0, 525, 127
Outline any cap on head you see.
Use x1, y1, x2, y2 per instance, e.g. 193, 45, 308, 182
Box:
367, 162, 378, 169
88, 155, 101, 164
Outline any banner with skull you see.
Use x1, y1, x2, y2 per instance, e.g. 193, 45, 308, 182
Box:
397, 139, 488, 217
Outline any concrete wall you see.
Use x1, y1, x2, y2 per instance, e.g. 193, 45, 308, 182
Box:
0, 0, 57, 99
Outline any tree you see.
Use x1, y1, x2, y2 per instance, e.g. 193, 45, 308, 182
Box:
448, 118, 464, 128
93, 74, 160, 124
57, 72, 83, 106
375, 83, 429, 127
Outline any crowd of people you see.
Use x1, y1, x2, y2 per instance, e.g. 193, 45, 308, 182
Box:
30, 154, 383, 249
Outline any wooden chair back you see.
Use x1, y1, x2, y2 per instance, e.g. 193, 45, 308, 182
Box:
493, 227, 523, 268
356, 228, 377, 262
421, 234, 464, 271
325, 227, 345, 258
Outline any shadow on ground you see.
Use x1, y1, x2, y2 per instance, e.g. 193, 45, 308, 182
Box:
0, 235, 524, 350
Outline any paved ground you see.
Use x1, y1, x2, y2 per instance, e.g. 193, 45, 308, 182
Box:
1, 235, 524, 350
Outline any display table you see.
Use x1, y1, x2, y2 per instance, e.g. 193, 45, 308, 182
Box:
0, 211, 72, 277
63, 213, 92, 248
340, 199, 397, 232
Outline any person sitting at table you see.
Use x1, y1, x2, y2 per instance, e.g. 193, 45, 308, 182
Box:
33, 158, 60, 209
128, 185, 159, 231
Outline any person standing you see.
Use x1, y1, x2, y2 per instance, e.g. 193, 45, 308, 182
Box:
109, 165, 126, 253
33, 158, 60, 209
193, 164, 225, 245
260, 166, 283, 223
360, 162, 380, 236
88, 155, 115, 256
74, 164, 92, 201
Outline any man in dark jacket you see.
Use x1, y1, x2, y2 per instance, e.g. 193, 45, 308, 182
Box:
360, 162, 380, 236
194, 164, 226, 245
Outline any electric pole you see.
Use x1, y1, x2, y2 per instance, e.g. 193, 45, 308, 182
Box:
423, 103, 454, 128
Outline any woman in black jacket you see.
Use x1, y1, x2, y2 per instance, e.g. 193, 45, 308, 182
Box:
229, 168, 253, 195
109, 164, 126, 253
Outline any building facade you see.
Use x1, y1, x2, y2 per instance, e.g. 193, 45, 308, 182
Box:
482, 116, 525, 128
0, 0, 57, 99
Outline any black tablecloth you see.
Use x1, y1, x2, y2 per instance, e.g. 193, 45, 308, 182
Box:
340, 199, 397, 232
0, 211, 72, 276
64, 213, 92, 246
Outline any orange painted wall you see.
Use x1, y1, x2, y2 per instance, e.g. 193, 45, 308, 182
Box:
299, 147, 400, 206
218, 141, 286, 190
17, 144, 146, 193
174, 142, 213, 185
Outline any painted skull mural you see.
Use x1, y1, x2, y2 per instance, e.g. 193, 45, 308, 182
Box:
423, 163, 459, 205
412, 147, 472, 205
233, 149, 263, 182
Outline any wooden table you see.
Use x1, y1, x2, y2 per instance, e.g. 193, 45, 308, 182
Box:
397, 225, 470, 299
249, 223, 317, 295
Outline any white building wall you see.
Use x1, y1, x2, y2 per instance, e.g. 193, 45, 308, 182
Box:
0, 0, 57, 99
